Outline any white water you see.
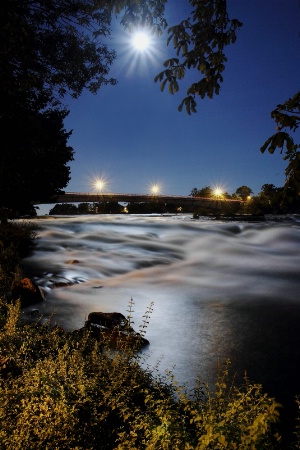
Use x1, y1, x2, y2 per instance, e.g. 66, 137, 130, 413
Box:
22, 214, 300, 408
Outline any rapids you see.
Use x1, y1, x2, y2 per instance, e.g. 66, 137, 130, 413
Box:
21, 214, 300, 433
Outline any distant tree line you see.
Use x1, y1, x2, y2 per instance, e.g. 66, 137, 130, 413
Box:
48, 183, 295, 216
191, 183, 298, 215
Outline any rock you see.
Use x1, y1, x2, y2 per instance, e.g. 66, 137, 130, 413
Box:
50, 280, 74, 288
86, 323, 149, 349
86, 312, 149, 349
11, 278, 45, 307
88, 312, 128, 329
49, 276, 86, 288
29, 309, 40, 317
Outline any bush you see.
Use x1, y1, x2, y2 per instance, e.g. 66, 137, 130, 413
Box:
0, 220, 37, 294
0, 222, 295, 449
0, 221, 37, 259
0, 301, 284, 450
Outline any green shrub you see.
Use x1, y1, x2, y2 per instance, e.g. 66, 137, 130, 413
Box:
0, 301, 285, 450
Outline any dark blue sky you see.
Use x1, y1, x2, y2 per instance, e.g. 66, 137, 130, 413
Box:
63, 0, 300, 198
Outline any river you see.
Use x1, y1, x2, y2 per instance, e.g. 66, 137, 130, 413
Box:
22, 214, 300, 438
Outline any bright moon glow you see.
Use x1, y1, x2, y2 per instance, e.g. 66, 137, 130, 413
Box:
132, 31, 151, 51
119, 27, 162, 77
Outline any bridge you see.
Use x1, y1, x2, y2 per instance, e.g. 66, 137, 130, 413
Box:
38, 192, 243, 211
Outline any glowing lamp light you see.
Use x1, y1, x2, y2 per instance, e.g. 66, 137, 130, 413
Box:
214, 188, 223, 198
94, 179, 105, 192
151, 184, 160, 195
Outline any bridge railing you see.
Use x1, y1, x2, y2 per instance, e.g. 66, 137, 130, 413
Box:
33, 192, 243, 208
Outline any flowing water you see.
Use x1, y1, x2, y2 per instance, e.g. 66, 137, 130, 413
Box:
22, 214, 300, 437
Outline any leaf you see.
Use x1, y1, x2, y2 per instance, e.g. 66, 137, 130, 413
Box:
173, 80, 179, 93
286, 135, 296, 152
178, 100, 184, 112
168, 83, 173, 94
154, 71, 165, 83
260, 136, 274, 154
160, 78, 168, 92
218, 434, 227, 445
177, 66, 185, 79
166, 34, 173, 46
182, 43, 188, 55
199, 62, 206, 73
185, 98, 191, 115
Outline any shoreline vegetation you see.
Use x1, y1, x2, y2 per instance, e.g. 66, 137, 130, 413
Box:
1, 220, 300, 449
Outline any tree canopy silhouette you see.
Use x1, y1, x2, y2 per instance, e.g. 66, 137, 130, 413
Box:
1, 0, 298, 215
0, 109, 74, 215
0, 0, 117, 215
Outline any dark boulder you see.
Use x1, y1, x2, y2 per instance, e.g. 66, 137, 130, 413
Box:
86, 311, 149, 349
88, 312, 128, 330
11, 278, 45, 307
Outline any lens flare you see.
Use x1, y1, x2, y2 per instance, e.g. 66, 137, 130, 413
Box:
92, 178, 106, 193
214, 188, 223, 198
116, 26, 163, 77
132, 31, 150, 51
151, 184, 160, 195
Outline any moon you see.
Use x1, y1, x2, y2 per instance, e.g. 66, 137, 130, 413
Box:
131, 31, 151, 51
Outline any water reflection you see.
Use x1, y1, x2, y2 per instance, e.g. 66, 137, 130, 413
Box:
22, 215, 300, 439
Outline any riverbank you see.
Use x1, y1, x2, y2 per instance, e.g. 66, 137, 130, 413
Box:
1, 219, 300, 448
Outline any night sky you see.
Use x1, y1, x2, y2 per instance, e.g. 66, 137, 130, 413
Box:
40, 1, 300, 213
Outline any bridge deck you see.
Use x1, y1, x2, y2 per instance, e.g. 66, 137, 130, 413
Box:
35, 192, 243, 208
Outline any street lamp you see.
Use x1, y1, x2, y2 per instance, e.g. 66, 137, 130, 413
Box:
213, 187, 223, 199
92, 179, 106, 214
151, 184, 160, 195
94, 179, 105, 193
